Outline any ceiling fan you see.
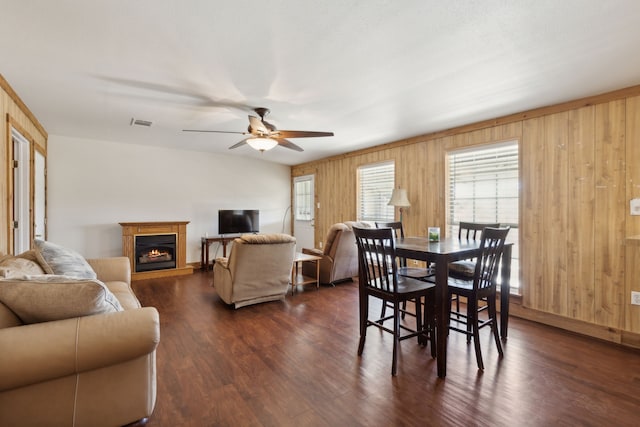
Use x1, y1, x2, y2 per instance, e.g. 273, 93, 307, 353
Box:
183, 107, 334, 152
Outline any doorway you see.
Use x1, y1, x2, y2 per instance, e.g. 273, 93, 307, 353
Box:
293, 175, 315, 250
12, 128, 30, 254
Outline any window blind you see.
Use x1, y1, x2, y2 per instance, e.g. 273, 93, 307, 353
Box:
357, 161, 395, 222
447, 141, 520, 290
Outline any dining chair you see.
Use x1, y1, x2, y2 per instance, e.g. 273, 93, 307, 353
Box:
447, 226, 510, 370
449, 222, 500, 321
375, 221, 435, 322
353, 226, 436, 376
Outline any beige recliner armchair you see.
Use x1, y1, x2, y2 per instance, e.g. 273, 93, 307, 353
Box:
213, 233, 296, 308
302, 221, 370, 285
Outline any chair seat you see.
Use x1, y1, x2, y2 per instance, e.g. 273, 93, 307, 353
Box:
398, 266, 434, 280
395, 275, 436, 294
447, 276, 475, 292
448, 260, 475, 278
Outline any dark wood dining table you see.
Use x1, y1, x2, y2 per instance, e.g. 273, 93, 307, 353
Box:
395, 236, 513, 378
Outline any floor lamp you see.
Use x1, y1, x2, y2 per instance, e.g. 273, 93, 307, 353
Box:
388, 188, 411, 223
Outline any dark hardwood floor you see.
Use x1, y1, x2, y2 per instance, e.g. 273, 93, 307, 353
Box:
132, 271, 640, 427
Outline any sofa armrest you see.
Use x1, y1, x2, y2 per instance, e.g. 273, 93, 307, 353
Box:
0, 307, 159, 392
87, 257, 131, 285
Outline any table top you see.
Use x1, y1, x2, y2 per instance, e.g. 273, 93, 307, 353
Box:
396, 236, 481, 257
294, 252, 322, 262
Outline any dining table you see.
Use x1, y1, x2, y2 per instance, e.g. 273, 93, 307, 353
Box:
395, 236, 513, 378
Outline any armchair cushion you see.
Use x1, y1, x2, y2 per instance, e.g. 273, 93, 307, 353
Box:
0, 276, 123, 324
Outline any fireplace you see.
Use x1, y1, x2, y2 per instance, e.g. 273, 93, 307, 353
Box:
135, 234, 176, 272
120, 221, 193, 280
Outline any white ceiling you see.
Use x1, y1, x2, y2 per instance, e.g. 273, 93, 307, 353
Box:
2, 0, 640, 166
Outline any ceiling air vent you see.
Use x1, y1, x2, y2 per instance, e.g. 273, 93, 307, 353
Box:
130, 118, 153, 127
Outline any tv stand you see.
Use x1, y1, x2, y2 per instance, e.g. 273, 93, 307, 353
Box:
200, 235, 238, 271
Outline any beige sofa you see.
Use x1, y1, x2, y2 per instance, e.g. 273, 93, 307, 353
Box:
213, 233, 296, 308
0, 246, 159, 427
302, 221, 370, 285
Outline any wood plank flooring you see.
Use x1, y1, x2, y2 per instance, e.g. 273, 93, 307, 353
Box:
132, 271, 640, 427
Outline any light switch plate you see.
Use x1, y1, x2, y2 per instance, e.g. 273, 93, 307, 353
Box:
631, 199, 640, 215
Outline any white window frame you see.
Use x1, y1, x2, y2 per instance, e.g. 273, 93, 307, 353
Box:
446, 140, 520, 291
294, 176, 313, 221
357, 161, 395, 223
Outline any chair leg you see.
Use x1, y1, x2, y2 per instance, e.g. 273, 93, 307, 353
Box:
424, 295, 436, 358
414, 297, 423, 346
392, 301, 400, 376
489, 298, 503, 357
379, 299, 409, 324
378, 301, 387, 324
469, 298, 484, 370
466, 298, 473, 343
358, 292, 369, 356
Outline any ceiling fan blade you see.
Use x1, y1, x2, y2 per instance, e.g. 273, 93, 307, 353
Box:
277, 130, 334, 138
228, 139, 249, 150
248, 115, 268, 134
183, 129, 247, 134
276, 138, 304, 152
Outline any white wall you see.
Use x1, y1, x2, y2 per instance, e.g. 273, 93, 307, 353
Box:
47, 135, 292, 262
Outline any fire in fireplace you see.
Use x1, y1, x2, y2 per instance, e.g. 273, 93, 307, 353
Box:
135, 234, 177, 272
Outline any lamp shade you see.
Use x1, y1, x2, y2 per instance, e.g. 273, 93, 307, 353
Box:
388, 188, 411, 207
246, 137, 278, 152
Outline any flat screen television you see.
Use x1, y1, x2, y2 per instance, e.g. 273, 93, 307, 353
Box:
218, 209, 259, 235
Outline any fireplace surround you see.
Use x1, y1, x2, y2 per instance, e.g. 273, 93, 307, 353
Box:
120, 221, 193, 280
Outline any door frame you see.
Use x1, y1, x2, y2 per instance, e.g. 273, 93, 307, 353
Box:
293, 174, 316, 249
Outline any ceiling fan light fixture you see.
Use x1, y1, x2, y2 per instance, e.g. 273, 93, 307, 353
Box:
246, 137, 278, 152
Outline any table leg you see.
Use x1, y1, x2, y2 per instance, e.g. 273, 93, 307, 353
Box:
200, 240, 206, 271
315, 259, 320, 289
434, 256, 449, 378
500, 245, 513, 338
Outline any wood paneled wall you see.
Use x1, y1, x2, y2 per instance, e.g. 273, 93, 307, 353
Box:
292, 86, 640, 347
1, 74, 48, 254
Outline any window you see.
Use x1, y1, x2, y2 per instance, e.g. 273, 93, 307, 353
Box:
357, 161, 395, 222
294, 176, 313, 221
447, 141, 520, 290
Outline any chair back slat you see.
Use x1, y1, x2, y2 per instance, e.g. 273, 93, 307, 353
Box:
354, 227, 398, 294
473, 227, 510, 291
458, 221, 500, 240
375, 221, 405, 238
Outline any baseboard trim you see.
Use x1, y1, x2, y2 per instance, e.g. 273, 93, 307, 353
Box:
509, 303, 640, 350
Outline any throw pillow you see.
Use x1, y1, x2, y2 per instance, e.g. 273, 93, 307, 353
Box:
0, 256, 46, 278
33, 239, 97, 279
0, 276, 123, 324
